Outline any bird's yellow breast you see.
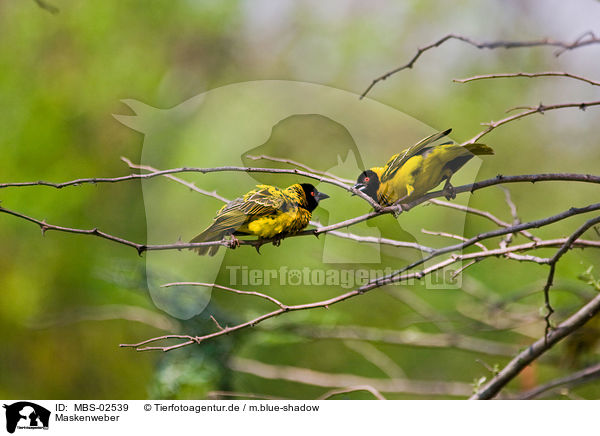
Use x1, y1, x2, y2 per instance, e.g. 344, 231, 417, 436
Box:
242, 208, 311, 238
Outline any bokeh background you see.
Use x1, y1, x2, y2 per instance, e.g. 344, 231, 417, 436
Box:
1, 0, 599, 399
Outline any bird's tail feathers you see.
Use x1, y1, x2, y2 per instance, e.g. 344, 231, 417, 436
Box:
190, 226, 225, 256
464, 143, 494, 155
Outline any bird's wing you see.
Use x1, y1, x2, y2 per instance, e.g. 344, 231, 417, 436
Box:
211, 185, 286, 232
380, 129, 452, 183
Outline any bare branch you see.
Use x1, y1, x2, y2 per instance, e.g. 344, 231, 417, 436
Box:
380, 202, 600, 288
2, 166, 598, 250
210, 315, 224, 331
542, 215, 600, 336
321, 225, 435, 253
361, 32, 600, 98
0, 158, 382, 210
122, 158, 424, 252
162, 282, 288, 310
121, 157, 229, 203
246, 155, 354, 184
470, 291, 600, 400
121, 229, 600, 353
464, 100, 600, 144
454, 71, 600, 87
429, 199, 539, 242
517, 362, 600, 399
422, 228, 489, 251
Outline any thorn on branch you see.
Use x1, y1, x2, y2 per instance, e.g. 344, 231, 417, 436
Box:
210, 315, 224, 331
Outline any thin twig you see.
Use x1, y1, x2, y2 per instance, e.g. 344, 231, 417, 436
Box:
517, 362, 600, 399
379, 202, 600, 288
454, 71, 600, 87
6, 173, 596, 255
429, 198, 539, 241
246, 155, 354, 184
210, 315, 224, 331
360, 32, 600, 98
464, 100, 600, 144
0, 158, 382, 210
162, 282, 288, 310
122, 158, 424, 252
121, 157, 229, 203
421, 228, 488, 251
499, 187, 519, 247
322, 225, 435, 253
541, 215, 600, 338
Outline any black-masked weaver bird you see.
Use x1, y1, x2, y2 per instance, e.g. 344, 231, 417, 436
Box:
190, 183, 329, 256
354, 128, 493, 206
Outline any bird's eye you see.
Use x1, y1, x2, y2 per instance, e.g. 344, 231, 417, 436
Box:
311, 191, 315, 196
364, 177, 370, 182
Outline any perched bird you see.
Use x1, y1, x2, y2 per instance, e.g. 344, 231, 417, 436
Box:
354, 128, 493, 206
190, 183, 329, 256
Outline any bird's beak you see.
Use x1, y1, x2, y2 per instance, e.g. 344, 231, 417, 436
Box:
352, 183, 366, 196
316, 191, 330, 201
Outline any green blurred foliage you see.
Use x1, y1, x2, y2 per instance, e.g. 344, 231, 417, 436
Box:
1, 0, 599, 399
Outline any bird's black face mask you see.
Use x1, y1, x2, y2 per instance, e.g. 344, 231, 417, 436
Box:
353, 170, 380, 203
300, 183, 330, 212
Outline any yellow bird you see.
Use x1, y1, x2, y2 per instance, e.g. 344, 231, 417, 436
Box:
190, 183, 329, 256
353, 128, 493, 206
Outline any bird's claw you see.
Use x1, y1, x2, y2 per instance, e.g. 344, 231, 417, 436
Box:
443, 182, 456, 200
227, 234, 240, 249
391, 204, 404, 218
271, 233, 286, 247
390, 203, 408, 218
